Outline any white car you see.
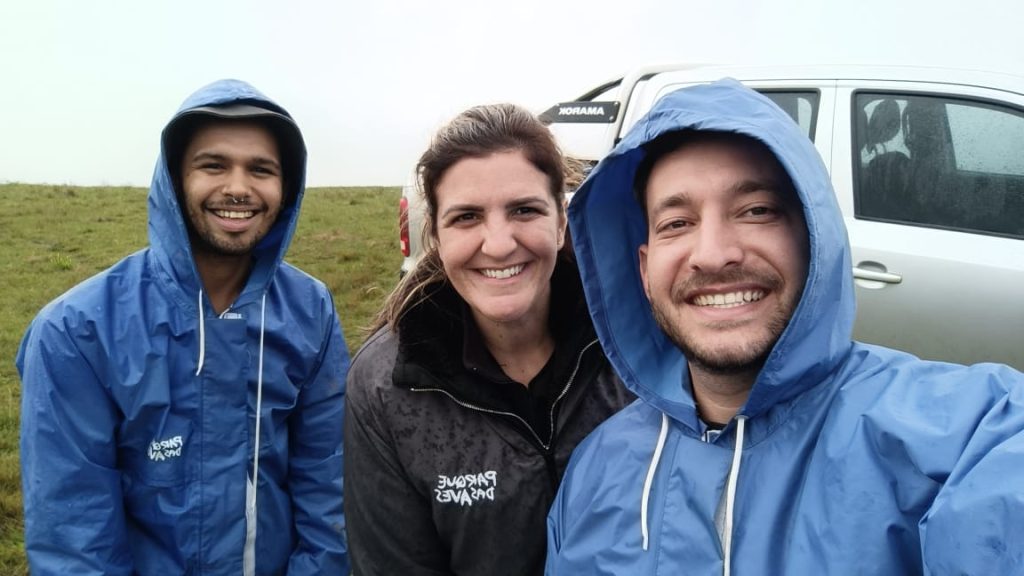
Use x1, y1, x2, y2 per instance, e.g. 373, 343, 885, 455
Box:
398, 64, 1024, 369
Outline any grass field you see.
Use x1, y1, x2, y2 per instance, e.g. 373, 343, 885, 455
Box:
0, 183, 402, 573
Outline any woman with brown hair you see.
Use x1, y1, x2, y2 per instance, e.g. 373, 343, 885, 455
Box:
343, 103, 631, 575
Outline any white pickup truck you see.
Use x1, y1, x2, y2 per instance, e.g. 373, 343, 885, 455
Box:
398, 64, 1024, 369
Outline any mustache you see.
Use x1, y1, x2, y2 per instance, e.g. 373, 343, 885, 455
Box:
671, 268, 782, 302
207, 200, 259, 210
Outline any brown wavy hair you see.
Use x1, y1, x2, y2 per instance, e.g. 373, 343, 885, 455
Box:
369, 103, 577, 333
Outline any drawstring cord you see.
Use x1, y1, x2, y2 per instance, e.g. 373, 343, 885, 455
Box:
195, 289, 206, 375
722, 415, 748, 576
641, 412, 670, 551
639, 411, 748, 576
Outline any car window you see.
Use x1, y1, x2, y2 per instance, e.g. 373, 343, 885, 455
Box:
946, 103, 1024, 176
853, 92, 1024, 239
647, 85, 820, 142
759, 91, 820, 141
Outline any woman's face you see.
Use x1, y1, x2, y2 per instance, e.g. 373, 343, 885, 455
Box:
434, 150, 566, 332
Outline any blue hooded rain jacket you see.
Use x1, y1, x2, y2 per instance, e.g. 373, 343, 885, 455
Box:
546, 79, 1024, 574
18, 79, 350, 575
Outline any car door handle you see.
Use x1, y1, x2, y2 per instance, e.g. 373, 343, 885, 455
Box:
852, 267, 902, 284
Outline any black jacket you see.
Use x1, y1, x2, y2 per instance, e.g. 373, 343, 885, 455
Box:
344, 261, 632, 576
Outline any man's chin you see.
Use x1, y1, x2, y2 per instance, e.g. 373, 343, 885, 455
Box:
651, 300, 793, 377
683, 347, 771, 376
667, 323, 774, 375
192, 235, 259, 258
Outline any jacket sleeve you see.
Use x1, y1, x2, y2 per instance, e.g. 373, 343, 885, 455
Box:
286, 300, 351, 575
343, 338, 452, 576
919, 365, 1024, 574
17, 315, 133, 576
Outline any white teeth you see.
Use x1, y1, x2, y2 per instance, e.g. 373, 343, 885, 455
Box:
693, 290, 765, 308
214, 210, 255, 220
481, 265, 524, 279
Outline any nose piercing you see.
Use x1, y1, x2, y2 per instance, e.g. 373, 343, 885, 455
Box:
228, 195, 244, 205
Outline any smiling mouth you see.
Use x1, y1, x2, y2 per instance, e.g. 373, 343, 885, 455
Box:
213, 209, 256, 220
692, 290, 765, 308
481, 264, 524, 279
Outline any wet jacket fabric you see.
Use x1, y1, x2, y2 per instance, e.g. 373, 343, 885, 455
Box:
345, 260, 633, 576
545, 79, 1024, 575
17, 79, 350, 575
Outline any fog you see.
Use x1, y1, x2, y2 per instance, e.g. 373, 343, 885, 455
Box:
1, 0, 1021, 186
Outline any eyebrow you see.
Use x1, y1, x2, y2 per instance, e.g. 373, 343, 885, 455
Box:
189, 151, 226, 164
189, 151, 281, 170
440, 195, 549, 219
649, 178, 783, 216
250, 157, 282, 171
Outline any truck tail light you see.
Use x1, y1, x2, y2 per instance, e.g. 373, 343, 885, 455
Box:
399, 196, 410, 257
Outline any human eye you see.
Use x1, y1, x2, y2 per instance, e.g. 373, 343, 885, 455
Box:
510, 196, 551, 216
251, 161, 280, 177
193, 155, 225, 172
512, 205, 542, 217
740, 202, 782, 221
446, 211, 479, 226
654, 217, 691, 236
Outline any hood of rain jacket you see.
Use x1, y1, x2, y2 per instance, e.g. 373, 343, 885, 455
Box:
18, 79, 349, 576
546, 79, 1024, 575
152, 78, 305, 306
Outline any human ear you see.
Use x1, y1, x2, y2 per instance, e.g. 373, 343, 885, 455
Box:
638, 244, 652, 300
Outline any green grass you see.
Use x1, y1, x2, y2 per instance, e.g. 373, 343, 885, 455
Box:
0, 183, 401, 573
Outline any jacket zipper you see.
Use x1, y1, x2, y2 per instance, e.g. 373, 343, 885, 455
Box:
409, 338, 600, 451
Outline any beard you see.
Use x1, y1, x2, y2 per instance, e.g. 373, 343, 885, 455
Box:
184, 202, 279, 257
187, 223, 262, 256
648, 268, 799, 375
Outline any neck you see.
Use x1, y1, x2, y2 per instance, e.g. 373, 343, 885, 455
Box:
472, 306, 554, 387
193, 250, 252, 314
689, 366, 758, 425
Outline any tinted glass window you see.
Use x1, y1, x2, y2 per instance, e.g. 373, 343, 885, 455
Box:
651, 87, 819, 142
853, 92, 1024, 238
946, 103, 1024, 176
760, 91, 820, 141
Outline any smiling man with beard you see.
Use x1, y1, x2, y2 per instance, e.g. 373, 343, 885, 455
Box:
545, 79, 1024, 575
18, 79, 350, 575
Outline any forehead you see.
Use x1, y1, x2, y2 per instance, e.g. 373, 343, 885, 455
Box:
435, 150, 553, 206
184, 120, 280, 158
646, 135, 792, 199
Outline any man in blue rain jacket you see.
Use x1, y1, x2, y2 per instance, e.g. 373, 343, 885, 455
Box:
546, 79, 1024, 574
17, 79, 349, 575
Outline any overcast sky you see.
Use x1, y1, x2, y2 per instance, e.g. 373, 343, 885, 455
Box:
1, 0, 1021, 187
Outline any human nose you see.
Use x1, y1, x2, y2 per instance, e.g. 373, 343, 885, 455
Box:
688, 219, 742, 272
222, 167, 251, 199
480, 218, 517, 259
